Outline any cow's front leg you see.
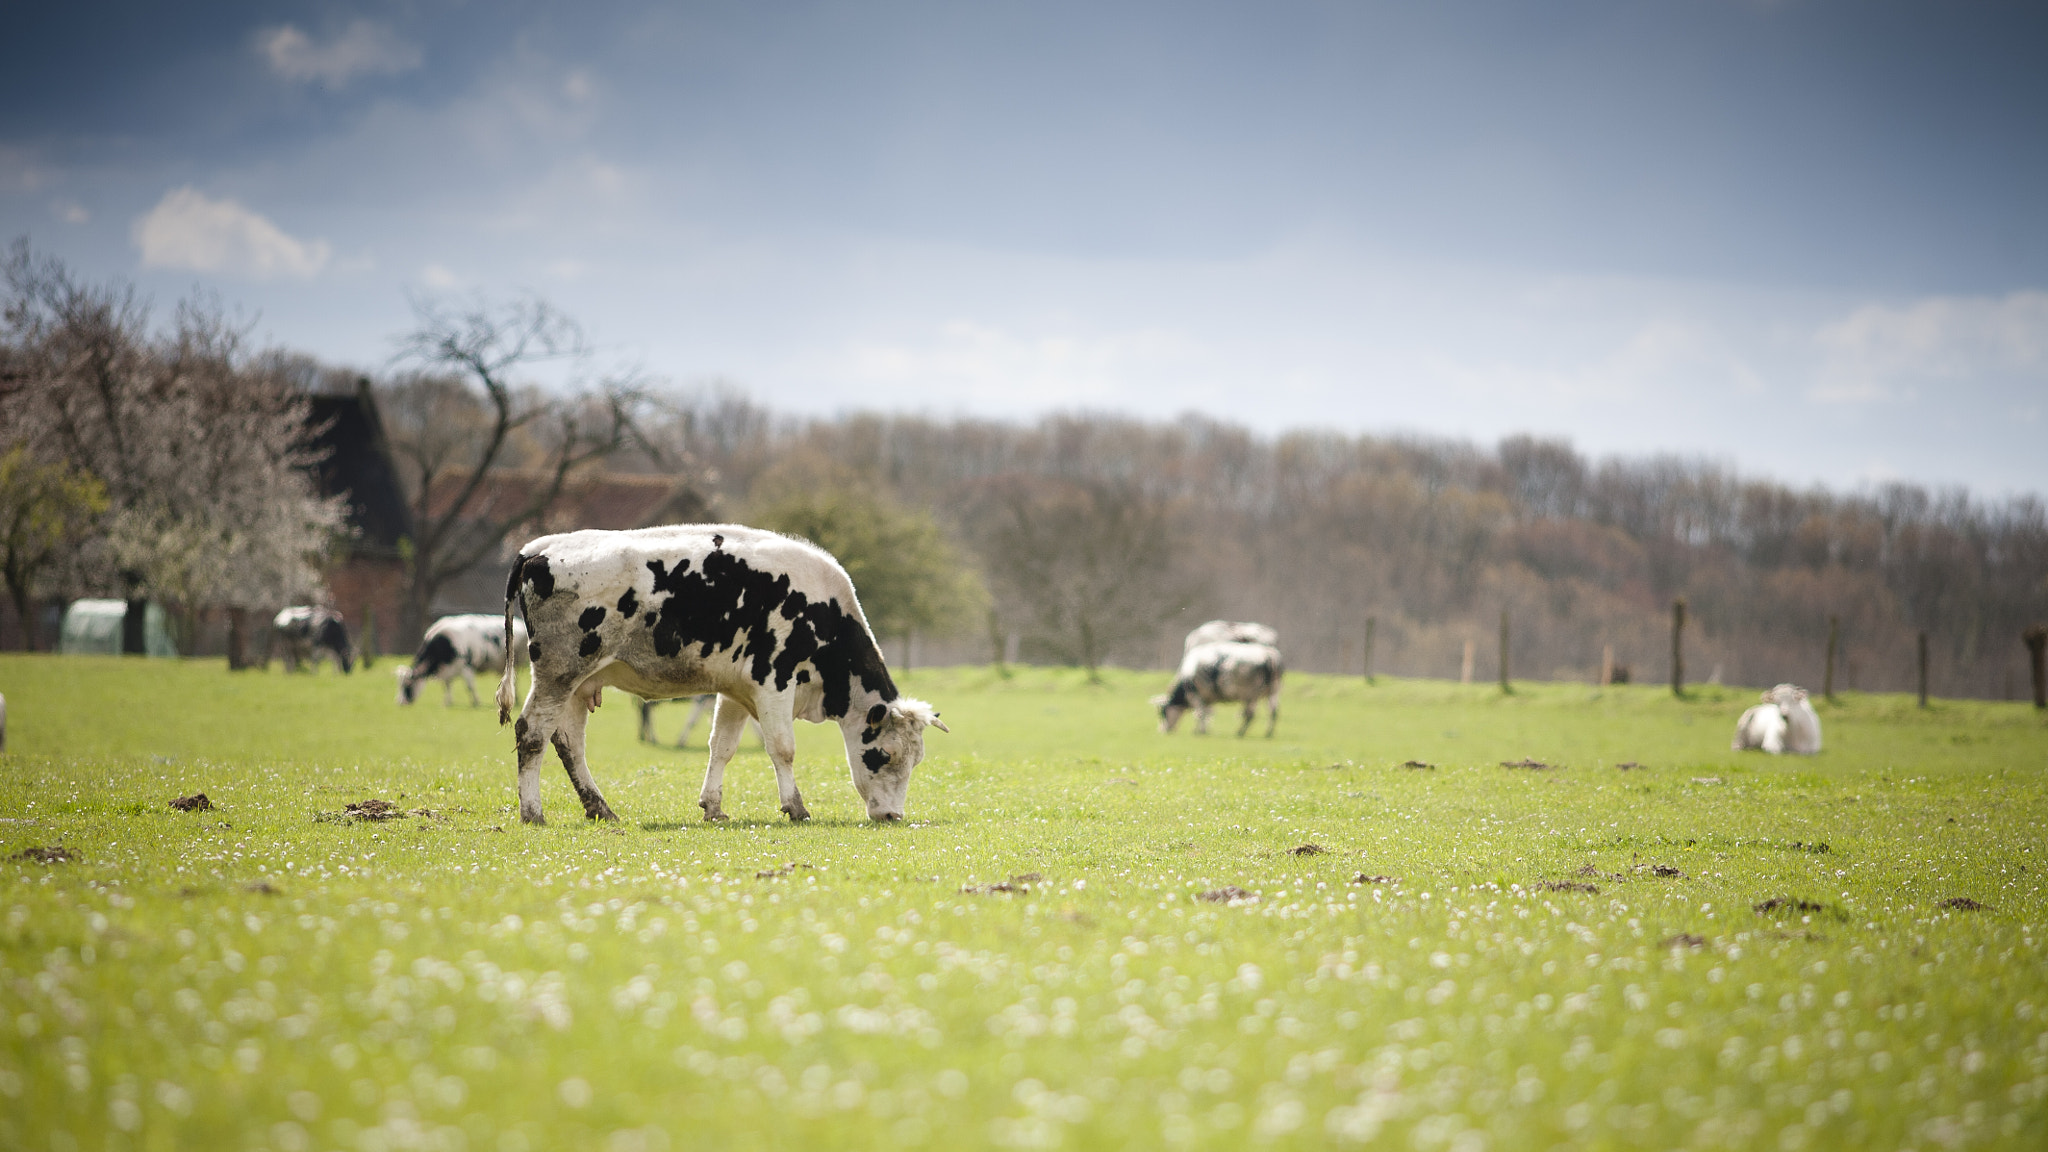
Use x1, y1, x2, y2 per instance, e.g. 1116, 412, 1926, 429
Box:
551, 697, 618, 821
699, 696, 747, 821
755, 697, 807, 822
1265, 696, 1279, 738
1195, 704, 1212, 735
462, 667, 481, 707
1237, 700, 1256, 738
442, 676, 455, 707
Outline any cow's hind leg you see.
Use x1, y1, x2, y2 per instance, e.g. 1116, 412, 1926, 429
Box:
1264, 692, 1279, 738
462, 667, 481, 707
550, 697, 618, 821
513, 691, 571, 825
1237, 699, 1256, 737
699, 696, 748, 821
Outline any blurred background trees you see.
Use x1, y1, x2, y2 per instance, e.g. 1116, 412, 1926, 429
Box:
1, 241, 345, 652
5, 237, 2042, 695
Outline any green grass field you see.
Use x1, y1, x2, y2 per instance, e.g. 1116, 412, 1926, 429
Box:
2, 654, 2044, 1151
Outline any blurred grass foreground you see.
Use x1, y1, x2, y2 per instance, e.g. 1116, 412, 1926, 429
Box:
1, 654, 2044, 1150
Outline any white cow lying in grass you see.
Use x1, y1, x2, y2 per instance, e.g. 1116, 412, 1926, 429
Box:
497, 525, 947, 824
397, 614, 529, 707
1156, 640, 1284, 737
1732, 683, 1823, 754
1183, 619, 1279, 652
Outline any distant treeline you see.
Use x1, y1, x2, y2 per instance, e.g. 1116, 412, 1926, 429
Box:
626, 394, 2048, 699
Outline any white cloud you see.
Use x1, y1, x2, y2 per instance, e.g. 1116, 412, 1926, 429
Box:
257, 21, 421, 88
419, 263, 461, 289
51, 199, 89, 224
132, 187, 331, 279
1812, 290, 2048, 404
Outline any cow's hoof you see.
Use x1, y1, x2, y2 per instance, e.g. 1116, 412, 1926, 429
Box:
782, 801, 810, 822
586, 805, 619, 822
700, 801, 727, 822
520, 809, 546, 826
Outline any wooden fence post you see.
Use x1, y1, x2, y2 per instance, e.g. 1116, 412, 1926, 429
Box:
1671, 597, 1687, 697
1461, 639, 1475, 685
1363, 616, 1376, 685
2024, 625, 2047, 709
1917, 631, 1929, 708
1499, 608, 1512, 694
1823, 615, 1839, 702
1600, 644, 1614, 687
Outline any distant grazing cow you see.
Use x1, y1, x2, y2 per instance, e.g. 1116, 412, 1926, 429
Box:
397, 614, 529, 707
1156, 640, 1283, 737
271, 607, 353, 673
639, 695, 762, 748
1183, 620, 1279, 653
1734, 683, 1821, 755
496, 525, 948, 825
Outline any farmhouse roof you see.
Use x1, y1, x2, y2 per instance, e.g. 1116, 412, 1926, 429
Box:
306, 380, 412, 557
422, 468, 713, 536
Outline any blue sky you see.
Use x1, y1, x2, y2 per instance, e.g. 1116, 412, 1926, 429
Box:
5, 1, 2045, 495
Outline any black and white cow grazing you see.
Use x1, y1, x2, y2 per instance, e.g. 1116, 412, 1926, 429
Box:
271, 606, 353, 673
496, 525, 948, 825
397, 613, 530, 706
1183, 619, 1279, 653
1155, 640, 1283, 737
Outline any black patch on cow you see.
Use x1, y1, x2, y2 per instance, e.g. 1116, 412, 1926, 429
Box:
514, 717, 529, 739
414, 633, 458, 677
1166, 680, 1193, 710
528, 641, 541, 663
524, 553, 557, 594
642, 548, 896, 718
579, 605, 607, 631
616, 588, 639, 619
712, 533, 724, 548
866, 703, 888, 726
861, 724, 882, 743
579, 632, 604, 657
862, 748, 890, 773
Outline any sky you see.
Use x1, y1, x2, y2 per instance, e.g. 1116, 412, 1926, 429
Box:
4, 0, 2045, 497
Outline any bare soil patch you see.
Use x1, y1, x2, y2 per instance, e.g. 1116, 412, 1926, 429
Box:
9, 845, 74, 864
1939, 897, 1988, 911
169, 793, 213, 812
1197, 886, 1256, 903
1500, 758, 1551, 770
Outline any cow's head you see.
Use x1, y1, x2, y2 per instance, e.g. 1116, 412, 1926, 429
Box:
1154, 681, 1193, 733
850, 697, 948, 821
393, 665, 421, 705
1764, 683, 1808, 708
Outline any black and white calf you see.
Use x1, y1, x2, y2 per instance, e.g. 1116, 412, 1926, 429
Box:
397, 614, 530, 706
1156, 640, 1283, 737
496, 525, 947, 825
1182, 619, 1279, 653
271, 606, 353, 673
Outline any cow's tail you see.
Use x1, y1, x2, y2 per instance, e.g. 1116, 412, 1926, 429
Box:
496, 554, 526, 725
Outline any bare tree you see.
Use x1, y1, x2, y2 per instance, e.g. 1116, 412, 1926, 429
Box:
972, 476, 1191, 679
386, 296, 656, 641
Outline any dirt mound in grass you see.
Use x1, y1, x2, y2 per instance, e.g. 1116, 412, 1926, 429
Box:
9, 845, 74, 864
170, 793, 213, 811
1197, 886, 1256, 903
